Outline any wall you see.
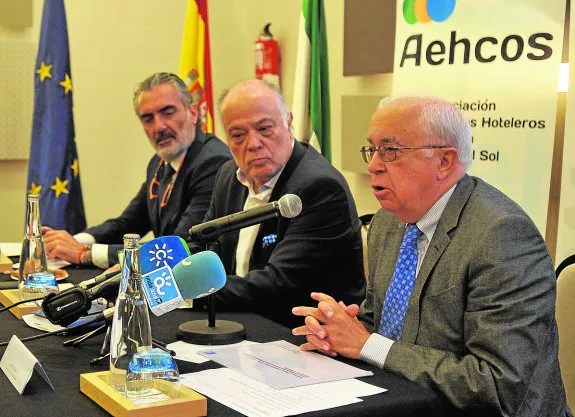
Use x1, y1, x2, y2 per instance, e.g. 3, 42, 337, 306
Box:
0, 0, 569, 255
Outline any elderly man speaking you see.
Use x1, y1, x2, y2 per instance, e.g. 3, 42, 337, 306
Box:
292, 97, 570, 417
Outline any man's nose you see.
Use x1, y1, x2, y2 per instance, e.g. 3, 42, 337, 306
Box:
367, 152, 386, 174
246, 131, 263, 150
153, 115, 167, 132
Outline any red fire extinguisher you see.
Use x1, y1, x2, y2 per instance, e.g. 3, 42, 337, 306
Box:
255, 23, 281, 89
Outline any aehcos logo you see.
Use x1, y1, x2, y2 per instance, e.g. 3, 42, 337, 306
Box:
403, 0, 456, 24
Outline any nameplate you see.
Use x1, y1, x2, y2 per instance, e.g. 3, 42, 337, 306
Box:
0, 335, 54, 394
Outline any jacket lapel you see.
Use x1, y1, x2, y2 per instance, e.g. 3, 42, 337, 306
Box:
401, 175, 475, 343
250, 141, 307, 266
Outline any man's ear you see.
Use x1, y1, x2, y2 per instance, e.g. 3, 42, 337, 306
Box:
437, 148, 459, 180
188, 102, 199, 124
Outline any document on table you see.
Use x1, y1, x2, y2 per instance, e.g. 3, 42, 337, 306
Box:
181, 368, 386, 417
0, 242, 22, 257
166, 340, 259, 364
197, 340, 373, 389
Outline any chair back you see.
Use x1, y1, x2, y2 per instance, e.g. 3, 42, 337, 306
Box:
556, 260, 575, 410
359, 214, 374, 283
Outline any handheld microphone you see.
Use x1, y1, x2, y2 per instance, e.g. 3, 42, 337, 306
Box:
189, 194, 302, 243
140, 236, 191, 275
41, 274, 122, 326
141, 251, 226, 316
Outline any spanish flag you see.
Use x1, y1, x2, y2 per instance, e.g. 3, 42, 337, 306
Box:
179, 0, 214, 134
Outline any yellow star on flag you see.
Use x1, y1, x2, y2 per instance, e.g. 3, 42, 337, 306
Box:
59, 73, 73, 95
36, 61, 53, 82
50, 177, 70, 198
28, 182, 42, 195
71, 159, 79, 177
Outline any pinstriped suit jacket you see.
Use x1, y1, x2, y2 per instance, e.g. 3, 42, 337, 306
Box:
360, 175, 569, 417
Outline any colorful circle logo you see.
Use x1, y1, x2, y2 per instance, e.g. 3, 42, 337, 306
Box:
403, 0, 456, 24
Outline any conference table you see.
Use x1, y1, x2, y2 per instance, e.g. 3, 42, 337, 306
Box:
0, 266, 457, 417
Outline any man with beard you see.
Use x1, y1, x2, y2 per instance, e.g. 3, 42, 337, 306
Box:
43, 72, 231, 268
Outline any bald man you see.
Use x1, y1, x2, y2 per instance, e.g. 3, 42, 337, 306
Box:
191, 79, 365, 327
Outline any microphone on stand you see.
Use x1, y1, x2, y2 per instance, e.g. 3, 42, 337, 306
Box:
189, 193, 302, 243
182, 193, 303, 344
140, 251, 226, 316
78, 270, 120, 289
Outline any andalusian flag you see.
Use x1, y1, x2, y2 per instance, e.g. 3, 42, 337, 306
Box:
292, 0, 331, 162
179, 0, 214, 134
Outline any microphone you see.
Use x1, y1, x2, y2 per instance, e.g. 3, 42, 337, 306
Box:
141, 251, 226, 316
139, 236, 191, 275
189, 194, 302, 243
78, 270, 120, 289
42, 236, 191, 325
41, 274, 122, 326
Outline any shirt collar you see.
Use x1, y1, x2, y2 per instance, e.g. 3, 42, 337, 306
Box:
236, 165, 285, 197
414, 184, 457, 242
164, 148, 187, 173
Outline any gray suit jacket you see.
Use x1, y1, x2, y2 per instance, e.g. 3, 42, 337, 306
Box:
360, 175, 568, 416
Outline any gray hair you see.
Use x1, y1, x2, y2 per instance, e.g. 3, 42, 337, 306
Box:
378, 96, 473, 168
218, 80, 290, 127
133, 72, 193, 114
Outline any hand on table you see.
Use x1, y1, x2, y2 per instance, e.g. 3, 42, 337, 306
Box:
42, 226, 84, 264
292, 292, 370, 359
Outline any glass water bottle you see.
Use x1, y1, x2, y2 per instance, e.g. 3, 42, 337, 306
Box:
109, 234, 152, 394
19, 194, 57, 300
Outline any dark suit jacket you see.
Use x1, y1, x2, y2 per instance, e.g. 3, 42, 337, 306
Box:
86, 132, 231, 264
194, 141, 366, 327
360, 175, 568, 416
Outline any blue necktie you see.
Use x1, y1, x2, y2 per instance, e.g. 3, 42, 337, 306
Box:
378, 224, 422, 340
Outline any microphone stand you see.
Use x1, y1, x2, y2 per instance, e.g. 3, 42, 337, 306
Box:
177, 241, 246, 345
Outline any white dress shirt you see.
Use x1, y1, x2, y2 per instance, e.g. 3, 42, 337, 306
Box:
233, 167, 284, 277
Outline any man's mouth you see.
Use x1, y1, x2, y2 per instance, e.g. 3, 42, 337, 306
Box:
249, 157, 268, 165
156, 132, 175, 146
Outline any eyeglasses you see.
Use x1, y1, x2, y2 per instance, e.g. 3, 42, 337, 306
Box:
360, 144, 450, 163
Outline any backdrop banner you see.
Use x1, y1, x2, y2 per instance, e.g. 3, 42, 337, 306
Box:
392, 0, 566, 233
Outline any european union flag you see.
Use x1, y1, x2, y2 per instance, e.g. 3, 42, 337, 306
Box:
27, 0, 86, 233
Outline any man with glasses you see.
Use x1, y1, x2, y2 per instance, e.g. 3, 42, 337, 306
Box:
42, 72, 231, 268
292, 97, 570, 416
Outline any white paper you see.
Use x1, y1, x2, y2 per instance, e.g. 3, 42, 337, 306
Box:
0, 242, 22, 257
181, 368, 366, 417
13, 258, 70, 270
0, 335, 54, 394
198, 340, 373, 389
166, 340, 259, 364
22, 314, 66, 333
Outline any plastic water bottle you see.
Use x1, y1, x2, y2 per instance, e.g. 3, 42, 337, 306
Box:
19, 194, 57, 300
109, 234, 152, 393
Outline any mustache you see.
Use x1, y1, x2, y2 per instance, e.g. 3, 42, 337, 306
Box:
155, 130, 175, 142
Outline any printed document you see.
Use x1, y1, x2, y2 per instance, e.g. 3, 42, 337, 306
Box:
198, 340, 373, 389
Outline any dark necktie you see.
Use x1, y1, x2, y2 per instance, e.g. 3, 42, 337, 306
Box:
378, 224, 422, 340
158, 163, 175, 214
